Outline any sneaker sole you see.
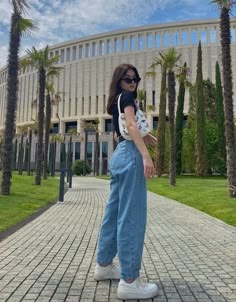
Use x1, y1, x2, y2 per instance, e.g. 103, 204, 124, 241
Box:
94, 274, 120, 281
117, 287, 158, 300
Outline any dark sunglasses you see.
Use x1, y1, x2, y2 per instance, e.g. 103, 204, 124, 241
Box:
121, 77, 141, 84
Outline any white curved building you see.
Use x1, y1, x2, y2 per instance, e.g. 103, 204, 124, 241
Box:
0, 18, 235, 173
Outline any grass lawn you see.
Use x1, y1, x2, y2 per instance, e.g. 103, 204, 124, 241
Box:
99, 175, 236, 227
0, 174, 59, 233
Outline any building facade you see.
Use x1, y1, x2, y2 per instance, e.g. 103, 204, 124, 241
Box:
0, 19, 235, 173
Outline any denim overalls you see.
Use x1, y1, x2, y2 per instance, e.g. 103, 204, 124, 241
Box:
96, 139, 147, 280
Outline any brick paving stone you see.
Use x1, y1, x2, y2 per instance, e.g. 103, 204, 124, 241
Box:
0, 177, 235, 302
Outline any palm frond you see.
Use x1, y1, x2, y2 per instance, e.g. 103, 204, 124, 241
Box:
10, 0, 29, 14
14, 17, 38, 36
47, 66, 63, 79
20, 57, 32, 71
146, 71, 157, 77
46, 81, 54, 94
210, 0, 236, 9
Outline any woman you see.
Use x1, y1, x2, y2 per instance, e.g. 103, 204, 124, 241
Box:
94, 63, 158, 300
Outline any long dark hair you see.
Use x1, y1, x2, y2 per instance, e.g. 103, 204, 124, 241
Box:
106, 63, 141, 115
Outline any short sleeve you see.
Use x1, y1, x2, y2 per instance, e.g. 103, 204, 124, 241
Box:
120, 92, 135, 113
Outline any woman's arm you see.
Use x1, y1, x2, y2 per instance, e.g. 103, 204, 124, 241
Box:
143, 133, 157, 147
124, 106, 155, 179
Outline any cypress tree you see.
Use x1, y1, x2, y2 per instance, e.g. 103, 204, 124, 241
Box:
215, 61, 226, 174
195, 41, 208, 176
175, 62, 187, 175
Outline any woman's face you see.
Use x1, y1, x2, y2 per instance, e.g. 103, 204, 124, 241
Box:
120, 69, 139, 93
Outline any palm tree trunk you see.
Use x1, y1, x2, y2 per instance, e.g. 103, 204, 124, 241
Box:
168, 70, 176, 186
18, 134, 24, 175
35, 67, 46, 185
175, 80, 185, 175
156, 68, 167, 176
220, 7, 236, 197
27, 129, 32, 176
83, 129, 88, 176
43, 94, 51, 179
94, 130, 99, 176
1, 13, 20, 195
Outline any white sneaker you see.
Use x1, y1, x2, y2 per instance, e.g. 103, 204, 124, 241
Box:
94, 263, 120, 281
117, 278, 158, 300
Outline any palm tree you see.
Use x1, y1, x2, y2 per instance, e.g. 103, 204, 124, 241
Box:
21, 46, 60, 185
137, 89, 146, 112
1, 0, 37, 195
146, 53, 168, 176
165, 47, 181, 186
43, 73, 61, 180
211, 0, 236, 197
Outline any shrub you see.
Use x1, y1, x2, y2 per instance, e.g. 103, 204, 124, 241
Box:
72, 160, 91, 176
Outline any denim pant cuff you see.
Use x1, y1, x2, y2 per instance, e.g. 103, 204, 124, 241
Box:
121, 270, 139, 280
96, 257, 113, 265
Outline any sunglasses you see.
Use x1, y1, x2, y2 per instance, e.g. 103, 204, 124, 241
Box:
121, 77, 141, 84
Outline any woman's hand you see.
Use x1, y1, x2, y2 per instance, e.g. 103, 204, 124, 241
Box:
143, 133, 157, 147
143, 155, 155, 179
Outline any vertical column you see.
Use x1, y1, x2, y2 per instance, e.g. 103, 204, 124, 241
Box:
99, 117, 104, 133
60, 120, 65, 134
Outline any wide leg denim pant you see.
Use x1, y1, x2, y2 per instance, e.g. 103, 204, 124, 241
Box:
96, 140, 147, 280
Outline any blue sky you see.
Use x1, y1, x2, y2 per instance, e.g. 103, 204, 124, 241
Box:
0, 0, 235, 67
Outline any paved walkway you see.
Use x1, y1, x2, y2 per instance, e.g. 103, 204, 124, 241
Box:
0, 177, 235, 302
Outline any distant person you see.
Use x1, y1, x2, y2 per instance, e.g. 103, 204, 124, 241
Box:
94, 63, 158, 300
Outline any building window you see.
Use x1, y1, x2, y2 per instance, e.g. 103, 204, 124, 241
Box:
75, 97, 78, 115
79, 45, 83, 59
147, 33, 152, 48
130, 35, 135, 51
114, 38, 120, 53
200, 30, 207, 44
122, 37, 128, 52
72, 46, 77, 60
164, 33, 170, 47
191, 31, 197, 44
102, 142, 108, 158
105, 119, 112, 132
82, 97, 84, 115
153, 117, 158, 129
103, 95, 106, 114
210, 30, 216, 43
50, 123, 59, 134
87, 142, 92, 159
85, 44, 90, 58
173, 32, 179, 46
155, 33, 161, 48
231, 28, 236, 42
88, 96, 91, 114
92, 42, 97, 56
66, 48, 71, 61
107, 40, 112, 54
96, 96, 98, 114
99, 41, 105, 55
152, 91, 155, 107
75, 142, 80, 160
60, 49, 64, 63
182, 32, 188, 45
65, 121, 77, 133
138, 34, 144, 50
